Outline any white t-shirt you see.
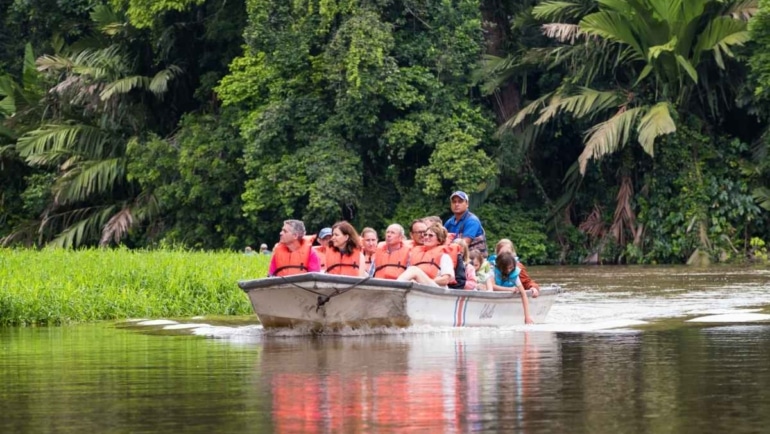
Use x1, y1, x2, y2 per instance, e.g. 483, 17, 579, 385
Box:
438, 253, 455, 278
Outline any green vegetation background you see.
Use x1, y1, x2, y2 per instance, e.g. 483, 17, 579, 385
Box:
2, 0, 770, 267
0, 248, 260, 325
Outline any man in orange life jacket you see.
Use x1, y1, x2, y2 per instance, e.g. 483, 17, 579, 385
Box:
373, 224, 411, 279
268, 220, 321, 277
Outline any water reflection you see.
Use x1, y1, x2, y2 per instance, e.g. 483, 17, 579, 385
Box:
258, 331, 560, 433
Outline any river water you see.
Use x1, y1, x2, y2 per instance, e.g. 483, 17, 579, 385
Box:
2, 265, 770, 433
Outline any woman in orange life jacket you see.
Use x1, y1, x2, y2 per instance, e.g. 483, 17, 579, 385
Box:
360, 227, 378, 276
397, 223, 455, 287
325, 221, 368, 277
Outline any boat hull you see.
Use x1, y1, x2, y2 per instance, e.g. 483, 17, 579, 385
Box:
238, 273, 561, 330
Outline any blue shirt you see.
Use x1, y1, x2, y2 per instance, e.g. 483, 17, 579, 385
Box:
444, 211, 484, 239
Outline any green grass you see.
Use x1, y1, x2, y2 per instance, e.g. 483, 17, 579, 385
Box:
0, 248, 268, 326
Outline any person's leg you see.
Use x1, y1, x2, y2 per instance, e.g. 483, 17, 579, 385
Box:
397, 266, 438, 286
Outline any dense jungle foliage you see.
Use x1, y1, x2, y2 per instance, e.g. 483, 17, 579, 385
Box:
2, 0, 769, 265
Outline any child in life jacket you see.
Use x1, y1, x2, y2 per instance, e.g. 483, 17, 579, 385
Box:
486, 251, 534, 324
469, 250, 490, 291
488, 238, 540, 297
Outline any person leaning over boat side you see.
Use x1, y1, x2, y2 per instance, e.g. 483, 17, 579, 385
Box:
373, 223, 411, 279
397, 223, 454, 287
268, 220, 321, 277
325, 221, 368, 277
361, 227, 378, 276
406, 219, 427, 249
489, 238, 540, 298
444, 190, 488, 257
487, 251, 534, 324
312, 227, 333, 271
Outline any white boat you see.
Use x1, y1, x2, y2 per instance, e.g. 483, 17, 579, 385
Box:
238, 273, 562, 329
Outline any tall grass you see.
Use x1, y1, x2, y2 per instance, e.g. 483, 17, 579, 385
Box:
0, 248, 268, 326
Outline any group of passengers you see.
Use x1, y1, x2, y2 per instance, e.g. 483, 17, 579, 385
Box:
267, 191, 540, 324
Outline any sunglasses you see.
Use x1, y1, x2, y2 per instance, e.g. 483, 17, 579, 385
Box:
412, 230, 426, 235
422, 233, 437, 239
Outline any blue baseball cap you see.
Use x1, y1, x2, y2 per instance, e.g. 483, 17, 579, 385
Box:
318, 227, 333, 239
450, 191, 469, 202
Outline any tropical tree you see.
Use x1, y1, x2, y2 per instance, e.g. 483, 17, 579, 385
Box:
489, 0, 757, 262
4, 5, 181, 247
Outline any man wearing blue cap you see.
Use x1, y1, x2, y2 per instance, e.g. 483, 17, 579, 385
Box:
444, 191, 488, 257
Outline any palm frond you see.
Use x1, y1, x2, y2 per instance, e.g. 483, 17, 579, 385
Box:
536, 87, 622, 125
148, 65, 183, 96
637, 102, 676, 156
580, 11, 644, 57
578, 106, 644, 173
724, 0, 758, 21
693, 16, 748, 68
753, 187, 770, 211
36, 54, 74, 72
99, 206, 135, 246
502, 92, 554, 130
100, 75, 151, 100
22, 43, 39, 90
532, 1, 589, 22
55, 157, 126, 204
46, 206, 116, 248
542, 23, 584, 43
16, 123, 114, 162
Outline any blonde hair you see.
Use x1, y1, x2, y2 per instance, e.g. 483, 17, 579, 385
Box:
495, 238, 516, 255
453, 238, 470, 265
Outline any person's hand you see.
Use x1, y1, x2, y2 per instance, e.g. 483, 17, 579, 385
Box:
530, 287, 540, 298
524, 316, 534, 325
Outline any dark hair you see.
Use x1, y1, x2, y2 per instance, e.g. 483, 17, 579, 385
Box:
410, 218, 426, 233
496, 251, 516, 279
332, 221, 361, 254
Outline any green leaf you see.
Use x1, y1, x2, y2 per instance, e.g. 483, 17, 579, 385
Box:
578, 106, 644, 173
675, 54, 698, 83
637, 102, 676, 156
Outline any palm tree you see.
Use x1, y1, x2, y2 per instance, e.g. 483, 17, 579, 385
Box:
5, 5, 179, 247
489, 0, 756, 261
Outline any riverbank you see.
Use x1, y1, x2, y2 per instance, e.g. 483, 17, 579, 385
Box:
0, 248, 265, 326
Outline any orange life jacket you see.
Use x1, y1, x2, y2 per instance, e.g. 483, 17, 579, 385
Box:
410, 246, 445, 279
325, 247, 362, 276
373, 244, 410, 279
272, 241, 314, 277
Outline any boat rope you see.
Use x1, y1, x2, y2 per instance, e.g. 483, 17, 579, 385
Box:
314, 276, 372, 312
278, 275, 373, 312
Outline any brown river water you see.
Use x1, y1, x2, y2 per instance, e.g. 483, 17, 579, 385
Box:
2, 265, 770, 433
